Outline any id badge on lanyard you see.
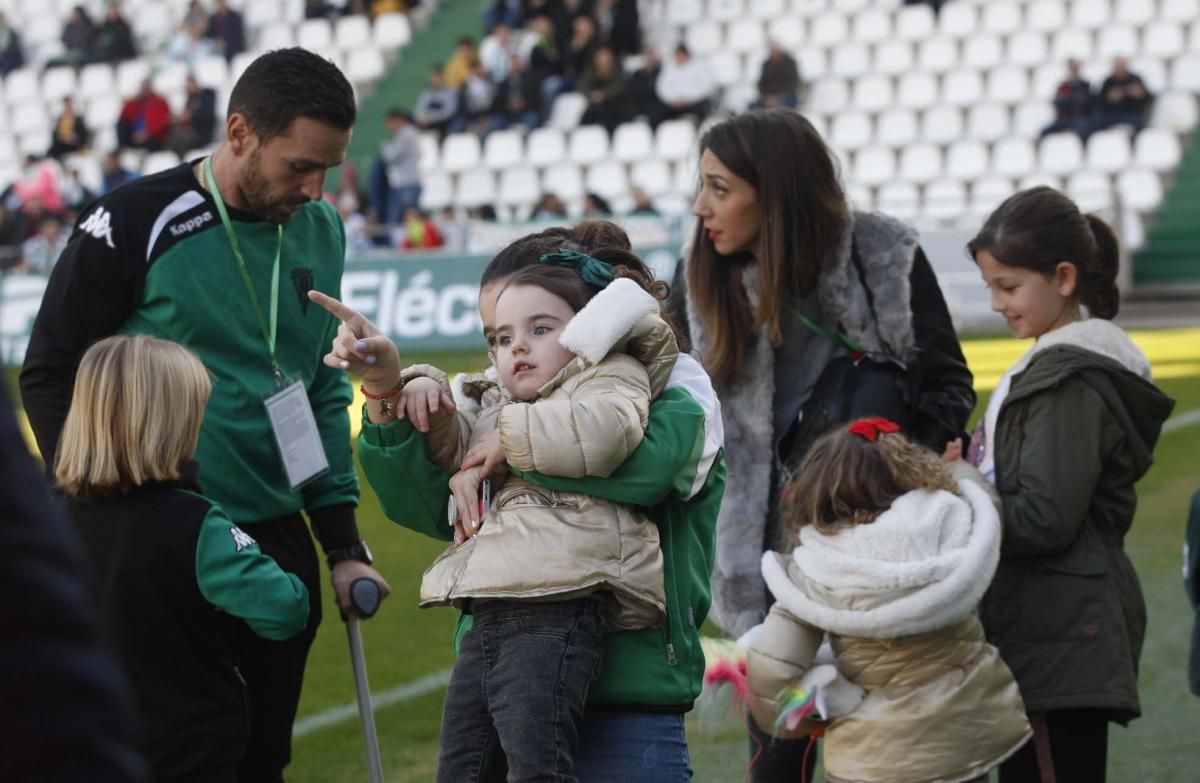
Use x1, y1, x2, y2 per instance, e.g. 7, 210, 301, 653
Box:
205, 157, 329, 489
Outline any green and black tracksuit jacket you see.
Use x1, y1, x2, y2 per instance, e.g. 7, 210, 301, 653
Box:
20, 163, 360, 548
72, 466, 310, 778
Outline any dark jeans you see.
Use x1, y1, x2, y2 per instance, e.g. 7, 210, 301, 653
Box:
1039, 117, 1092, 141
1000, 709, 1109, 783
234, 513, 322, 783
574, 711, 692, 781
746, 715, 818, 783
1091, 110, 1149, 138
436, 597, 607, 783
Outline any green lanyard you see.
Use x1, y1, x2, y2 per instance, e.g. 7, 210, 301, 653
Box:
204, 157, 285, 381
788, 304, 866, 355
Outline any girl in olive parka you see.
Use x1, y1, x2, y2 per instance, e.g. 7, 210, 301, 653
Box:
968, 187, 1175, 783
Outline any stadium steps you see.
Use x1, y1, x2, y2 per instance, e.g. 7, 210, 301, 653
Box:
1135, 134, 1200, 285
339, 0, 485, 191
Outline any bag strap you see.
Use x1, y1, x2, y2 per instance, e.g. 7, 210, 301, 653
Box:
1029, 713, 1058, 783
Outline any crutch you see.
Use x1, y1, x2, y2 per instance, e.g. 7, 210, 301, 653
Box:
345, 577, 384, 783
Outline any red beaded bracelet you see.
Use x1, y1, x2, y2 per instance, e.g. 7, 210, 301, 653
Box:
361, 381, 404, 418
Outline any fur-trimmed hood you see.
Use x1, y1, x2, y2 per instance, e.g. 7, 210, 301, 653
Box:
762, 469, 1001, 639
1024, 317, 1152, 380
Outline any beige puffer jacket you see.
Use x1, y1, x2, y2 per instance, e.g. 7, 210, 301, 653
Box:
418, 279, 677, 630
746, 464, 1031, 783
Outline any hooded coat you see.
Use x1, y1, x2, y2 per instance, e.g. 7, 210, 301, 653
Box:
978, 318, 1175, 723
747, 463, 1031, 783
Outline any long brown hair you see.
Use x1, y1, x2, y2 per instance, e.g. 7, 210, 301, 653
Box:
967, 186, 1121, 319
688, 110, 850, 388
782, 424, 957, 544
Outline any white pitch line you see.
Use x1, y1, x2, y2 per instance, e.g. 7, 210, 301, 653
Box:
294, 407, 1200, 739
1164, 407, 1200, 434
293, 667, 453, 739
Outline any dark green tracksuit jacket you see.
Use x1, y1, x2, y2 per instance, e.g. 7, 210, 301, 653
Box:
20, 163, 359, 546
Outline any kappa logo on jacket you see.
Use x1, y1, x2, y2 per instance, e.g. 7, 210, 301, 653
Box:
80, 206, 117, 249
230, 526, 256, 552
168, 210, 214, 238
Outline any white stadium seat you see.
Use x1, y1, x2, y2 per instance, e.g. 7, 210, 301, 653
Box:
548, 92, 588, 130
1134, 128, 1183, 171
1014, 101, 1055, 137
877, 182, 920, 220
1098, 25, 1140, 59
585, 160, 630, 200
987, 66, 1031, 106
1052, 28, 1094, 61
258, 22, 296, 50
1170, 55, 1200, 92
709, 0, 745, 23
808, 79, 850, 115
346, 48, 386, 83
655, 120, 696, 162
923, 105, 967, 145
1087, 129, 1133, 173
924, 179, 969, 222
971, 176, 1016, 217
1163, 0, 1200, 21
568, 125, 610, 166
918, 38, 959, 74
943, 71, 984, 108
749, 0, 787, 20
1117, 168, 1163, 212
373, 13, 413, 51
297, 19, 334, 51
612, 121, 654, 163
831, 44, 871, 80
1067, 170, 1113, 212
963, 35, 1003, 71
1070, 0, 1113, 30
685, 21, 723, 56
853, 75, 894, 114
526, 127, 566, 168
810, 14, 850, 48
630, 159, 673, 197
1006, 31, 1049, 69
946, 140, 990, 180
1039, 133, 1085, 175
541, 162, 585, 200
895, 5, 936, 40
1114, 0, 1155, 26
727, 19, 766, 54
440, 133, 482, 174
770, 17, 805, 48
876, 109, 918, 147
335, 15, 373, 51
993, 137, 1036, 177
1143, 22, 1185, 58
852, 146, 896, 186
853, 8, 893, 43
965, 103, 1011, 143
483, 129, 525, 170
418, 132, 440, 173
1152, 92, 1199, 133
983, 2, 1024, 35
142, 151, 181, 176
899, 143, 943, 184
897, 72, 939, 110
1027, 0, 1068, 32
831, 112, 873, 151
666, 0, 705, 26
874, 41, 913, 77
937, 3, 978, 38
455, 169, 497, 209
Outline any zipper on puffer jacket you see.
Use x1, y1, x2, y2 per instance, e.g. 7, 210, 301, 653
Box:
660, 518, 682, 668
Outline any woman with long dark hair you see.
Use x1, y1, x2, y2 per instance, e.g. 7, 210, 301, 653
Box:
673, 109, 976, 780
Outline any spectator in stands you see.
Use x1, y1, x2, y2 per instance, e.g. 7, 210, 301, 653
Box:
117, 80, 173, 152
754, 41, 802, 109
48, 98, 91, 160
445, 37, 478, 89
436, 205, 468, 251
305, 0, 337, 19
100, 150, 137, 194
0, 202, 26, 270
60, 167, 96, 215
170, 74, 217, 155
182, 0, 208, 30
399, 206, 444, 249
486, 0, 522, 31
595, 0, 640, 56
531, 192, 567, 220
479, 23, 518, 84
579, 46, 634, 133
629, 186, 658, 216
417, 65, 463, 137
628, 47, 668, 127
490, 53, 542, 131
93, 3, 137, 63
565, 14, 599, 89
14, 157, 67, 218
371, 0, 408, 17
0, 12, 25, 75
21, 216, 68, 275
528, 14, 566, 117
582, 191, 612, 217
206, 0, 246, 62
415, 65, 459, 137
57, 6, 97, 68
468, 203, 498, 221
656, 44, 715, 123
904, 0, 946, 13
165, 15, 214, 68
1093, 57, 1153, 138
453, 60, 498, 135
379, 108, 422, 225
1039, 59, 1093, 140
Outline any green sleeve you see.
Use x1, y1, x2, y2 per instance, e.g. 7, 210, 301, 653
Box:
999, 380, 1110, 558
357, 406, 454, 542
195, 505, 310, 641
514, 389, 706, 508
301, 311, 360, 513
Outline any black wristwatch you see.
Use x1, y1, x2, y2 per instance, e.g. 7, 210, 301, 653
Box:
326, 540, 373, 569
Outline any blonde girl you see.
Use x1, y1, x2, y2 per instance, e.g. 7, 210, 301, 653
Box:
745, 419, 1030, 783
57, 334, 310, 783
968, 186, 1175, 782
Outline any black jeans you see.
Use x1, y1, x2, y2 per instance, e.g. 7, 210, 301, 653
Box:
436, 597, 607, 783
234, 514, 322, 783
1000, 709, 1109, 783
746, 716, 818, 783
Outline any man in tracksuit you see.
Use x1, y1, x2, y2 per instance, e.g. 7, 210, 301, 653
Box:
20, 48, 390, 782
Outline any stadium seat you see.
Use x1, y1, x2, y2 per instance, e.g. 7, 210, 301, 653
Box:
1152, 92, 1199, 132
482, 129, 525, 170
630, 159, 673, 196
965, 103, 1011, 142
918, 38, 959, 74
498, 167, 542, 212
895, 5, 936, 40
937, 3, 978, 39
85, 94, 122, 131
987, 66, 1031, 106
655, 120, 696, 162
1019, 172, 1065, 191
1013, 101, 1055, 137
685, 21, 723, 56
526, 127, 567, 168
874, 41, 914, 77
963, 35, 1004, 71
1038, 132, 1086, 175
831, 0, 870, 12
612, 121, 654, 162
666, 0, 705, 26
1114, 0, 1154, 26
115, 59, 150, 97
373, 13, 413, 51
1163, 0, 1200, 22
877, 182, 920, 220
853, 8, 893, 43
971, 176, 1016, 217
1066, 170, 1113, 211
419, 171, 453, 210
245, 0, 283, 30
78, 62, 116, 98
418, 131, 440, 173
832, 43, 872, 80
710, 52, 742, 87
1086, 129, 1132, 173
1170, 55, 1200, 92
993, 137, 1036, 177
1052, 28, 1094, 61
192, 55, 230, 91
923, 105, 967, 145
709, 0, 745, 22
943, 71, 984, 108
876, 108, 918, 147
298, 19, 334, 51
541, 162, 585, 200
41, 67, 76, 105
672, 159, 698, 197
440, 133, 482, 174
831, 112, 873, 151
852, 146, 896, 186
1069, 0, 1113, 30
853, 75, 893, 114
346, 47, 385, 84
568, 125, 610, 167
749, 0, 787, 20
727, 19, 766, 54
335, 15, 372, 51
899, 143, 943, 184
811, 14, 850, 48
1006, 31, 1049, 69
808, 78, 850, 115
897, 72, 938, 110
843, 181, 874, 210
259, 21, 297, 50
946, 140, 990, 180
924, 179, 968, 222
1027, 0, 1068, 32
770, 17, 805, 48
1098, 25, 1140, 59
1134, 128, 1183, 171
142, 151, 181, 176
797, 49, 828, 81
792, 0, 827, 17
585, 160, 630, 201
547, 92, 588, 130
1117, 168, 1163, 212
455, 169, 497, 209
1143, 23, 1185, 58
982, 2, 1023, 36
5, 68, 39, 107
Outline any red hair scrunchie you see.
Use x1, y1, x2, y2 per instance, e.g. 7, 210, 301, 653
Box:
847, 417, 901, 442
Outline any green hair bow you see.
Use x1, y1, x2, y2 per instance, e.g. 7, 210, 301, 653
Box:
538, 248, 615, 288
